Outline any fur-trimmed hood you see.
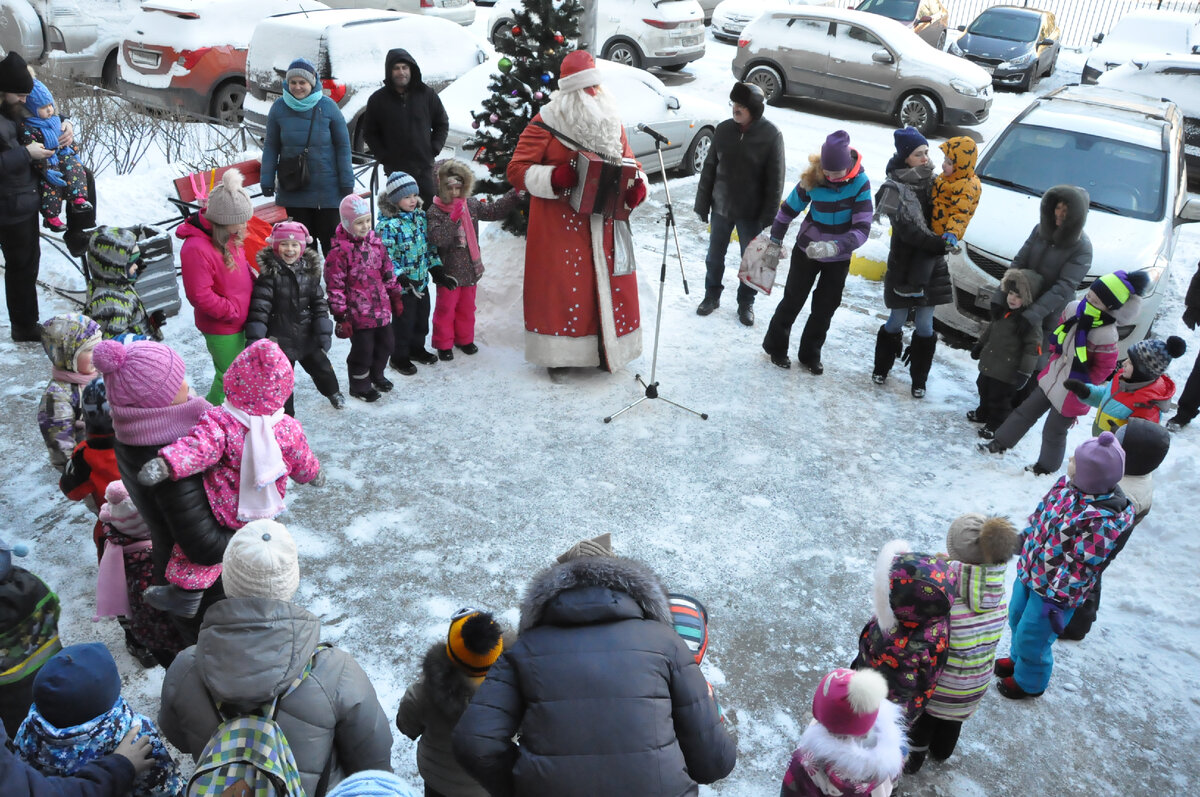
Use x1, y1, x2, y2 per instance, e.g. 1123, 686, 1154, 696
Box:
794, 699, 905, 787
1039, 184, 1089, 247
519, 555, 672, 634
872, 541, 957, 633
435, 159, 474, 203
1000, 268, 1044, 310
255, 246, 323, 281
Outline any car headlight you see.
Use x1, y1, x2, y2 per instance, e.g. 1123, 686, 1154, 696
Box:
948, 39, 963, 56
1141, 258, 1168, 292
1003, 51, 1036, 68
950, 78, 981, 96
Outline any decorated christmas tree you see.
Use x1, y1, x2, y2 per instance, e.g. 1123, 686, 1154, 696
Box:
467, 0, 583, 234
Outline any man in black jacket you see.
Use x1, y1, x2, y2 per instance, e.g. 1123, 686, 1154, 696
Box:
694, 82, 785, 327
362, 49, 448, 208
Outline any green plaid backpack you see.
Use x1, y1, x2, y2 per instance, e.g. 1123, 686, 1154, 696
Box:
187, 644, 331, 797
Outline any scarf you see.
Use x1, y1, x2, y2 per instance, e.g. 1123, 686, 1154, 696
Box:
94, 538, 152, 620
24, 113, 61, 152
1054, 300, 1109, 382
14, 698, 185, 797
433, 196, 481, 266
222, 402, 287, 522
52, 368, 97, 386
111, 394, 211, 447
283, 87, 322, 113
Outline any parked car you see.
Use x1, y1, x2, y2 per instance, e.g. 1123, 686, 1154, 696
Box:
441, 55, 721, 174
710, 0, 831, 43
0, 0, 137, 88
118, 0, 329, 123
319, 0, 475, 27
1082, 10, 1200, 84
854, 0, 948, 49
1098, 55, 1200, 189
948, 5, 1059, 92
733, 6, 991, 135
244, 9, 490, 155
487, 0, 705, 71
934, 85, 1200, 352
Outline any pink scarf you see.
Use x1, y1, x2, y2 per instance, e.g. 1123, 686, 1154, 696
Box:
52, 368, 97, 386
223, 402, 287, 522
434, 196, 481, 266
111, 394, 211, 447
94, 538, 152, 620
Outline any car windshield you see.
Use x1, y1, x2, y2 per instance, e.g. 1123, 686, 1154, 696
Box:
968, 10, 1041, 42
855, 0, 917, 23
978, 123, 1167, 221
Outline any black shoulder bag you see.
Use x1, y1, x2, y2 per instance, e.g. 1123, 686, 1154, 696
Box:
276, 106, 319, 192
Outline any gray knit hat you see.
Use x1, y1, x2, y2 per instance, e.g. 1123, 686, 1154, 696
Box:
1127, 335, 1186, 382
946, 514, 1020, 565
556, 533, 614, 564
285, 58, 318, 91
205, 168, 254, 226
385, 171, 419, 204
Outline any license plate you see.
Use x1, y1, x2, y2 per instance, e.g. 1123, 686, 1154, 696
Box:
441, 0, 465, 6
681, 35, 701, 46
129, 49, 160, 69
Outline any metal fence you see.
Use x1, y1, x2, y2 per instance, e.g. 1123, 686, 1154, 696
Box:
830, 0, 1200, 49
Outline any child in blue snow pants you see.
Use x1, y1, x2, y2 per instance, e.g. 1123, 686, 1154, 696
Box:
1007, 580, 1075, 695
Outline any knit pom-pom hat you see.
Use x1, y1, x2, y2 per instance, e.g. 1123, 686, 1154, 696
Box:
446, 610, 504, 677
1128, 335, 1186, 382
92, 339, 187, 409
385, 171, 419, 205
1072, 431, 1126, 495
205, 168, 254, 226
222, 519, 300, 602
946, 514, 1020, 565
812, 668, 888, 737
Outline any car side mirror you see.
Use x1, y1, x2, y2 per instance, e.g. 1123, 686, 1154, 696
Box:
918, 15, 932, 23
872, 49, 894, 64
667, 95, 680, 110
1193, 44, 1200, 54
956, 24, 965, 31
1040, 38, 1054, 46
1179, 196, 1200, 223
1093, 32, 1104, 44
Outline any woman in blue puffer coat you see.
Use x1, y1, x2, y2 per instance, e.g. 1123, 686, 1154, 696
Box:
260, 58, 354, 256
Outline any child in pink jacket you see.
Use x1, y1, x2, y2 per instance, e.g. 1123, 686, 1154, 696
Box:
136, 338, 322, 617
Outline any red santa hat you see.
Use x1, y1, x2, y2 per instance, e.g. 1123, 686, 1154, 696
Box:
557, 50, 601, 94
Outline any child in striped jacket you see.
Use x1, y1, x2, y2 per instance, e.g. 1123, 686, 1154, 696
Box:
905, 515, 1019, 774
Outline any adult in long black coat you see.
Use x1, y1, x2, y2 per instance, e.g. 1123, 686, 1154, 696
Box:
0, 53, 53, 343
361, 49, 448, 209
1167, 260, 1200, 430
452, 555, 736, 797
694, 82, 785, 326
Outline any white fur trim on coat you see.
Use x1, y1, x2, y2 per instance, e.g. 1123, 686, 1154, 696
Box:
557, 68, 601, 94
799, 699, 906, 785
524, 164, 558, 200
873, 540, 910, 634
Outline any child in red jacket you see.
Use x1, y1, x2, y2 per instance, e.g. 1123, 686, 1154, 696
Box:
1065, 335, 1186, 434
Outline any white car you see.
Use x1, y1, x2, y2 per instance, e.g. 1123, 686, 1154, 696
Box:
318, 0, 475, 27
486, 0, 705, 71
441, 55, 722, 174
243, 9, 491, 154
1082, 10, 1200, 84
709, 0, 831, 43
0, 0, 138, 88
934, 86, 1200, 352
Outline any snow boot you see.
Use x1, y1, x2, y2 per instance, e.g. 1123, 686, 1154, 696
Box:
457, 342, 479, 355
966, 408, 985, 423
872, 325, 904, 384
904, 748, 927, 775
997, 676, 1043, 700
762, 340, 790, 369
696, 289, 720, 316
906, 333, 937, 398
1024, 463, 1054, 476
328, 392, 346, 409
390, 358, 417, 376
438, 348, 454, 361
372, 375, 394, 393
143, 585, 203, 618
737, 302, 754, 327
411, 348, 438, 365
994, 657, 1015, 678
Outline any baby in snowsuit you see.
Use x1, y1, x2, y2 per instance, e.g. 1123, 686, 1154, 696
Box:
20, 80, 90, 233
37, 313, 101, 472
137, 338, 322, 617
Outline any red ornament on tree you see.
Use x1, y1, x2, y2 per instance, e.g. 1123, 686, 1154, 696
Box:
554, 33, 565, 43
512, 24, 522, 35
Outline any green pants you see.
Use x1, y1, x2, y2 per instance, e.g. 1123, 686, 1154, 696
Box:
203, 331, 245, 405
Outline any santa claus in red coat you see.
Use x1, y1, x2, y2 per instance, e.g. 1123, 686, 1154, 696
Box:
507, 51, 647, 375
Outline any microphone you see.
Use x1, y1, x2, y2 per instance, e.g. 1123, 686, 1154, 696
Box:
637, 123, 670, 146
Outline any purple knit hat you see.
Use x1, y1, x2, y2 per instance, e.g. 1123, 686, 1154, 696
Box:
821, 130, 853, 172
92, 339, 186, 409
1072, 431, 1125, 495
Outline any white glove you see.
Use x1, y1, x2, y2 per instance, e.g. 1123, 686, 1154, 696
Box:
765, 240, 782, 261
138, 457, 169, 486
805, 240, 839, 260
308, 468, 326, 488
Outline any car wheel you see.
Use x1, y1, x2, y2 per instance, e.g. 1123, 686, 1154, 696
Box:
897, 92, 938, 135
1043, 54, 1057, 77
210, 81, 245, 124
491, 20, 514, 46
604, 41, 643, 70
661, 63, 687, 72
680, 127, 713, 175
935, 29, 946, 50
1021, 67, 1038, 93
745, 65, 783, 105
101, 51, 119, 91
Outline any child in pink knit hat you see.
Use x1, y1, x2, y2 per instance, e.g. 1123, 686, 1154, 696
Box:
137, 339, 323, 617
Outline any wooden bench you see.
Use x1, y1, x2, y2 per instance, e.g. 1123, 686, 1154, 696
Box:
167, 159, 287, 228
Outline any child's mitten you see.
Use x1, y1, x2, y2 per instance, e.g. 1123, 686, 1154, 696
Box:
334, 317, 353, 339
1041, 599, 1067, 636
429, 266, 459, 290
138, 457, 169, 485
46, 169, 67, 188
1063, 379, 1089, 399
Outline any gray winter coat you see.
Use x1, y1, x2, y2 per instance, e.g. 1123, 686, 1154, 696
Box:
991, 184, 1092, 333
694, 116, 785, 229
260, 95, 354, 210
452, 557, 736, 797
158, 598, 393, 796
977, 268, 1045, 383
877, 164, 951, 309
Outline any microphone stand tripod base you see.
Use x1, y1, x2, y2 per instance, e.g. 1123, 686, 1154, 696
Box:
603, 374, 709, 423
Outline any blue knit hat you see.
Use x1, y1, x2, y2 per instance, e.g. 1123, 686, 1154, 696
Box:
0, 536, 29, 583
385, 171, 419, 204
893, 126, 928, 162
327, 771, 419, 796
24, 79, 54, 116
285, 58, 318, 91
33, 643, 122, 728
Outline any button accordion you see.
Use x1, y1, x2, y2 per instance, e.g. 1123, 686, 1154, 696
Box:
567, 150, 639, 221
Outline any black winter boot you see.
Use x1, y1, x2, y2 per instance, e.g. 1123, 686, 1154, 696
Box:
906, 333, 937, 398
871, 325, 903, 384
696, 289, 721, 316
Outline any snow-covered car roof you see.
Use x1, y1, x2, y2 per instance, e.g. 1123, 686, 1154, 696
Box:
1087, 10, 1199, 70
1097, 55, 1200, 120
129, 0, 329, 49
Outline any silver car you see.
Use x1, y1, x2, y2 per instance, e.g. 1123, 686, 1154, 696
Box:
731, 6, 991, 135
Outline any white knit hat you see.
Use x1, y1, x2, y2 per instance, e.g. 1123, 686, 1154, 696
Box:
221, 519, 300, 601
205, 168, 254, 226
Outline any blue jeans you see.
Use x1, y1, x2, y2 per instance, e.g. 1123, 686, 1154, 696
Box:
1008, 580, 1075, 694
883, 306, 934, 337
704, 212, 762, 305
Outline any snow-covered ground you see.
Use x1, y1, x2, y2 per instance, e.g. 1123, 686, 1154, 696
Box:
3, 27, 1199, 797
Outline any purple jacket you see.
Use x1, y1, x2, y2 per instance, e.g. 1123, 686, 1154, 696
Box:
324, 224, 400, 331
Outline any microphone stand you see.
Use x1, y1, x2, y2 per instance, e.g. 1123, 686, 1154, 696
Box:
604, 130, 708, 423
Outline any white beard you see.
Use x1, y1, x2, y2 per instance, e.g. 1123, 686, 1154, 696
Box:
540, 87, 623, 160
